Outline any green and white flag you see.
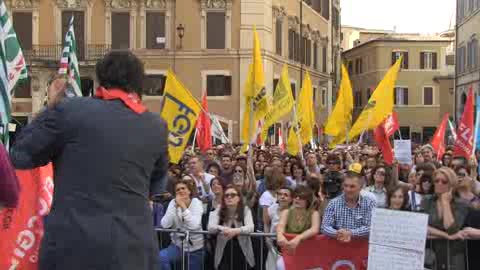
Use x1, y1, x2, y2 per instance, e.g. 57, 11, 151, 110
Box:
59, 16, 82, 97
0, 0, 28, 145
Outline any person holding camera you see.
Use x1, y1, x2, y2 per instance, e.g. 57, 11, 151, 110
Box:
323, 154, 344, 199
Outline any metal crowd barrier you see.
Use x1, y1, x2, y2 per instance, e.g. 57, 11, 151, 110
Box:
156, 228, 275, 270
155, 228, 479, 270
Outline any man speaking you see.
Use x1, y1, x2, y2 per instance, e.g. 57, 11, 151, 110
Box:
10, 51, 168, 270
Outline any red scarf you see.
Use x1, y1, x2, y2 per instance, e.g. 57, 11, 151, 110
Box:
95, 87, 147, 114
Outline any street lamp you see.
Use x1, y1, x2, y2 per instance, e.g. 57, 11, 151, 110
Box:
177, 24, 185, 49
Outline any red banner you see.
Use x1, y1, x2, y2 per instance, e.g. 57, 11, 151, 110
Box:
374, 113, 399, 165
454, 87, 474, 159
431, 113, 449, 161
196, 94, 212, 153
0, 164, 54, 270
283, 234, 368, 270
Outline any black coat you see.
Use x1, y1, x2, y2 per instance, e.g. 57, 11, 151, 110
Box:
10, 97, 168, 270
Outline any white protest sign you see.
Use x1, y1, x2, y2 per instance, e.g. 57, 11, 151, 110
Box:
394, 139, 412, 165
368, 208, 428, 270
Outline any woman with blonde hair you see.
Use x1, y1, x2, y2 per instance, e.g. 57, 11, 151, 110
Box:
422, 167, 470, 270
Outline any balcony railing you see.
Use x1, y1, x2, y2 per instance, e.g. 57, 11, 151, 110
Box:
24, 44, 112, 63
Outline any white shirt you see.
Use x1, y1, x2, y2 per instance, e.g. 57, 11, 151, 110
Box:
408, 190, 423, 211
267, 203, 282, 233
192, 172, 215, 199
259, 190, 277, 208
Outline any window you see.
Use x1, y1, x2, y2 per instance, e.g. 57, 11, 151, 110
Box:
276, 19, 282, 55
392, 51, 408, 69
288, 30, 294, 60
301, 37, 306, 64
13, 77, 31, 98
305, 39, 312, 66
422, 127, 436, 143
13, 12, 32, 51
112, 12, 130, 50
294, 32, 300, 62
313, 42, 318, 70
395, 126, 410, 140
62, 11, 85, 59
291, 83, 296, 100
332, 8, 340, 31
207, 12, 226, 49
144, 74, 166, 96
458, 0, 465, 21
321, 0, 330, 20
470, 0, 475, 11
423, 87, 433, 105
313, 87, 317, 103
146, 12, 165, 49
311, 0, 321, 12
457, 46, 467, 73
347, 61, 353, 75
321, 88, 326, 106
354, 91, 362, 107
355, 58, 363, 74
366, 88, 371, 100
394, 87, 408, 105
207, 75, 231, 96
420, 52, 438, 70
322, 46, 327, 73
467, 38, 478, 70
273, 78, 279, 96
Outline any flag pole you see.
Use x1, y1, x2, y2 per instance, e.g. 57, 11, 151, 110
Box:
191, 128, 198, 154
473, 107, 479, 157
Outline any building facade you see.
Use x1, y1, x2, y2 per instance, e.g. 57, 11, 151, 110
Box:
8, 0, 341, 144
456, 0, 480, 121
342, 33, 455, 143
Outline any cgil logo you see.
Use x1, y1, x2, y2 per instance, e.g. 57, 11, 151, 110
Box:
8, 215, 43, 270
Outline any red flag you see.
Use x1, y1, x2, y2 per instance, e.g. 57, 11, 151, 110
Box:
196, 94, 212, 153
278, 127, 285, 153
431, 113, 449, 161
383, 112, 399, 138
374, 113, 399, 165
454, 87, 475, 159
282, 234, 368, 270
0, 164, 54, 270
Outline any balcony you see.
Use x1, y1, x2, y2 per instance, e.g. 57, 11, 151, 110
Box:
24, 44, 112, 63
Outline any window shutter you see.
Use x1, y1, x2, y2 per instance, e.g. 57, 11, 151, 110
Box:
394, 87, 397, 105
288, 30, 294, 60
112, 12, 130, 50
404, 88, 409, 105
432, 52, 437, 69
13, 12, 32, 50
420, 52, 425, 69
392, 52, 396, 65
225, 76, 232, 96
276, 20, 282, 55
403, 52, 409, 69
207, 12, 226, 49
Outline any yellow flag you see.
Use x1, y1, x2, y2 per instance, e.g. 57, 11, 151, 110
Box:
324, 65, 353, 148
297, 72, 315, 144
348, 57, 402, 140
260, 65, 294, 141
286, 72, 315, 156
161, 69, 201, 164
286, 125, 301, 156
241, 27, 271, 144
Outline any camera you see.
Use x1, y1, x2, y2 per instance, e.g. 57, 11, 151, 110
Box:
323, 171, 343, 199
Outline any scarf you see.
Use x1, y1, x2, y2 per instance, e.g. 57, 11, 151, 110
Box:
95, 87, 147, 114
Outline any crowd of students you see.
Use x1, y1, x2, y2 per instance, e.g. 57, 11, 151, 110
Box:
153, 143, 480, 270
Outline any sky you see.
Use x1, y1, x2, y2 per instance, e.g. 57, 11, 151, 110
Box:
341, 0, 456, 34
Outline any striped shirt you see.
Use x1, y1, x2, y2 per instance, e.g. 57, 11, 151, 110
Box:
321, 193, 376, 238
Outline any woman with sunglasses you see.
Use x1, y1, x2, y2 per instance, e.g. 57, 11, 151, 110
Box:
422, 167, 470, 270
208, 186, 255, 270
276, 186, 320, 270
454, 165, 480, 209
159, 180, 204, 270
363, 165, 392, 208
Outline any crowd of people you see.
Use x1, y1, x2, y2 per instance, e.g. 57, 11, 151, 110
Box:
154, 143, 480, 270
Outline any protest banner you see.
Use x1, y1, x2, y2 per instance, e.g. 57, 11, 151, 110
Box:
368, 208, 428, 270
394, 139, 412, 165
282, 234, 368, 270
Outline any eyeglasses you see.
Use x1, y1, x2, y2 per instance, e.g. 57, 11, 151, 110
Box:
207, 152, 214, 156
234, 170, 244, 173
224, 193, 238, 199
457, 172, 467, 178
434, 178, 449, 185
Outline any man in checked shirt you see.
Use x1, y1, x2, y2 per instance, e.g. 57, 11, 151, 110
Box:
321, 165, 377, 242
